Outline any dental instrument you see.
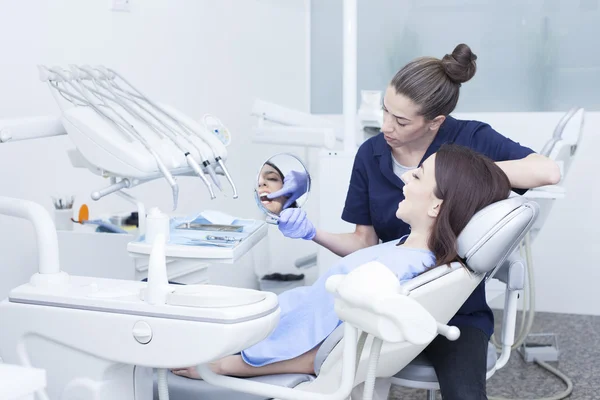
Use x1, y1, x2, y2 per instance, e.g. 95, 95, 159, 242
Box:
71, 217, 129, 234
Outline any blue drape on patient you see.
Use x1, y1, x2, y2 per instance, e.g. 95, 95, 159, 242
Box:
241, 241, 436, 367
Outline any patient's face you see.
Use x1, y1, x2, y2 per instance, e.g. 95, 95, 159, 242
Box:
396, 154, 441, 226
257, 164, 287, 215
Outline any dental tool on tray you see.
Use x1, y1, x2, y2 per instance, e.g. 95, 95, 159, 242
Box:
38, 64, 239, 210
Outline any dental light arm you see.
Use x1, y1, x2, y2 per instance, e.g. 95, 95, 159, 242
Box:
0, 116, 66, 143
251, 99, 338, 149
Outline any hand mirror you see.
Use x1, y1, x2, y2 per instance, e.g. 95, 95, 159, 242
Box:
254, 153, 311, 224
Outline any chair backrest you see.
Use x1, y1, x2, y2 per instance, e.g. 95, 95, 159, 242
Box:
456, 196, 538, 279
402, 196, 539, 293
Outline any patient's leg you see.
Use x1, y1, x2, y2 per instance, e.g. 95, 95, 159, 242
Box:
171, 345, 320, 379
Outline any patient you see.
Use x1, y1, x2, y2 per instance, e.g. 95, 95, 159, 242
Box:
257, 161, 298, 215
172, 144, 511, 379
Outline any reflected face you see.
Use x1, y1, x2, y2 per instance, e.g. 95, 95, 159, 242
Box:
395, 154, 441, 227
257, 164, 287, 215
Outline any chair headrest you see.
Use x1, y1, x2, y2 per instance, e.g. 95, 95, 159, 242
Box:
457, 197, 539, 275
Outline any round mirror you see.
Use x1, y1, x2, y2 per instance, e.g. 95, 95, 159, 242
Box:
254, 153, 311, 224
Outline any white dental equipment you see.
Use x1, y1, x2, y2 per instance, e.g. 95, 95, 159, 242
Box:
0, 363, 46, 400
40, 64, 239, 207
1, 64, 238, 213
0, 66, 263, 277
155, 197, 538, 400
250, 98, 339, 150
0, 196, 279, 400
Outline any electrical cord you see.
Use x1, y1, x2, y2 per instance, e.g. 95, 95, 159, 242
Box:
489, 232, 573, 400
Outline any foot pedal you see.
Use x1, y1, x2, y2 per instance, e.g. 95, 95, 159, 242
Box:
518, 333, 560, 362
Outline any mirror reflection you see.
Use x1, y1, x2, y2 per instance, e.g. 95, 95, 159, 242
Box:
255, 153, 310, 220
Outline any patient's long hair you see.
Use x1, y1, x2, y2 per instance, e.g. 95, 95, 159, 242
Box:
430, 144, 511, 267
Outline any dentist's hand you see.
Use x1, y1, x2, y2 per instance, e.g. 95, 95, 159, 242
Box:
267, 170, 308, 209
278, 208, 316, 240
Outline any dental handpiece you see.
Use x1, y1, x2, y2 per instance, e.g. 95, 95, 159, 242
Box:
204, 162, 222, 191
217, 158, 238, 199
153, 151, 179, 210
96, 74, 218, 199
185, 154, 216, 199
92, 67, 212, 203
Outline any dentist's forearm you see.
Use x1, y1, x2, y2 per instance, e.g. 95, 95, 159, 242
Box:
496, 154, 561, 189
313, 225, 378, 258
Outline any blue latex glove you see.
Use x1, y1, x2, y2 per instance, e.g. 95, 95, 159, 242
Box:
277, 208, 316, 240
267, 170, 308, 210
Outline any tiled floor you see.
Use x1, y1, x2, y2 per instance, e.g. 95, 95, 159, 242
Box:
389, 311, 600, 399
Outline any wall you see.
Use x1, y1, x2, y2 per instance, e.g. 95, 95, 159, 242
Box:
0, 0, 313, 298
311, 0, 600, 114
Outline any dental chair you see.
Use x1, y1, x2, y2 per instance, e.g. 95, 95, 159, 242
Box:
390, 108, 584, 399
157, 196, 538, 400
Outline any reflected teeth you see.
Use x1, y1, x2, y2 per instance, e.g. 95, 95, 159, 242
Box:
259, 193, 268, 198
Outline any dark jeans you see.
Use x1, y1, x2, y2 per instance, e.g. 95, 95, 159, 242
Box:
423, 325, 489, 400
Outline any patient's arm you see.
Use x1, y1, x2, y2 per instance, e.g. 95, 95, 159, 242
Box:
172, 345, 320, 379
313, 224, 378, 257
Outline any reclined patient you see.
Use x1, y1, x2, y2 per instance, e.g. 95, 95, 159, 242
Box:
172, 143, 511, 379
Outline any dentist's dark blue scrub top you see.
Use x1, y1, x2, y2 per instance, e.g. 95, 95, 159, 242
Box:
341, 116, 534, 338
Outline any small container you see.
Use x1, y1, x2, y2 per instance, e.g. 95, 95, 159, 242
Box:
54, 209, 73, 231
145, 208, 170, 244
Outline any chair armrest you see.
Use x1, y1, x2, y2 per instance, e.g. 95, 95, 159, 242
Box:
314, 323, 345, 375
491, 253, 525, 291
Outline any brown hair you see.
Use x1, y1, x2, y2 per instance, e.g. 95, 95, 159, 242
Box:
390, 43, 477, 120
429, 144, 511, 267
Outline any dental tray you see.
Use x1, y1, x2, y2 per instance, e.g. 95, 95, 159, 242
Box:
175, 223, 244, 232
127, 218, 267, 263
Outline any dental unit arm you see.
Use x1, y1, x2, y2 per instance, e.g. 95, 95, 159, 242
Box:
1, 65, 239, 213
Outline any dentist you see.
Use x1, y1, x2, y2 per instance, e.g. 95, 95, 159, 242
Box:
273, 43, 560, 400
